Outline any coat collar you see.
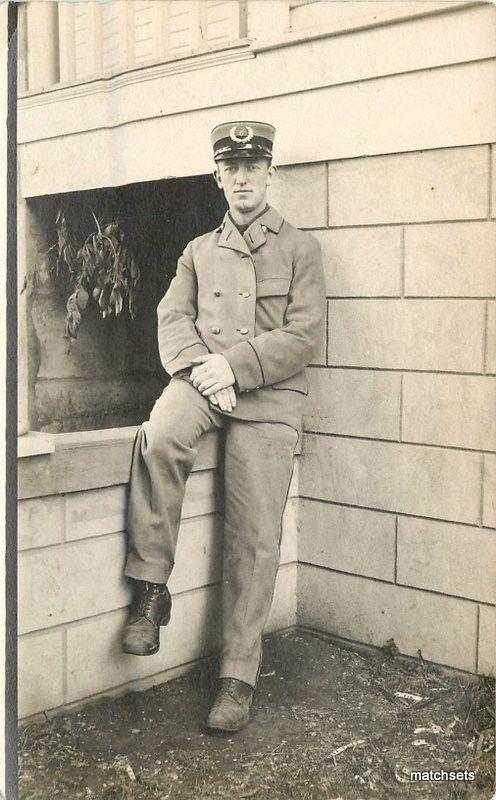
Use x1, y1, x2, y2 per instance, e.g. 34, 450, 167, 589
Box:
216, 205, 284, 254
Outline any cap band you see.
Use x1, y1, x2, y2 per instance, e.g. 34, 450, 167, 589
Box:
213, 135, 273, 161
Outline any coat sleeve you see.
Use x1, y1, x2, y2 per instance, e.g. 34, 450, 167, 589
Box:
157, 240, 210, 376
221, 233, 326, 392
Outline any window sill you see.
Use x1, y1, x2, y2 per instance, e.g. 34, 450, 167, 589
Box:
18, 426, 141, 458
18, 431, 55, 459
18, 427, 220, 501
18, 423, 300, 501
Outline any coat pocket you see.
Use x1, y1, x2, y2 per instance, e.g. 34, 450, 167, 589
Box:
256, 277, 291, 297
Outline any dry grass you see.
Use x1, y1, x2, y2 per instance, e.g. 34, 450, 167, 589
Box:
19, 630, 495, 800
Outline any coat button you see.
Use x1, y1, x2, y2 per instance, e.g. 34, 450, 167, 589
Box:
261, 225, 267, 233
238, 327, 249, 335
214, 290, 221, 297
211, 326, 221, 334
239, 291, 251, 298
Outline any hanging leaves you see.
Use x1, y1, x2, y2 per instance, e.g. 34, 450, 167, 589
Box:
76, 286, 89, 310
47, 209, 141, 339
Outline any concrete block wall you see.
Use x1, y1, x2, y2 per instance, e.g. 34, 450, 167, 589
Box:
18, 431, 299, 719
269, 147, 496, 676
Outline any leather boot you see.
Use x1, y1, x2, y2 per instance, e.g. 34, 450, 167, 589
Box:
206, 678, 254, 732
122, 580, 171, 656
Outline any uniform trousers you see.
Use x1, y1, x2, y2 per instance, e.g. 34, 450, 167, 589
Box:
125, 377, 298, 686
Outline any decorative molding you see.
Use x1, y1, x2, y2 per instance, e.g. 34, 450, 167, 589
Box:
19, 39, 253, 109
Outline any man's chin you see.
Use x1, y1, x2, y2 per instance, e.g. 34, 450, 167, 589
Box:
231, 198, 257, 213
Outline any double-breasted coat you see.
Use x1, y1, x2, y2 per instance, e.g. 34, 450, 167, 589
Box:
125, 204, 326, 685
157, 204, 326, 430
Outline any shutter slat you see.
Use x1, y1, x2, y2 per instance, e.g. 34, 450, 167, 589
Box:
101, 1, 120, 71
133, 0, 162, 64
204, 0, 237, 44
72, 2, 92, 78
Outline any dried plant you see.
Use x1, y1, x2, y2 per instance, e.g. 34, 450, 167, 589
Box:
23, 209, 140, 339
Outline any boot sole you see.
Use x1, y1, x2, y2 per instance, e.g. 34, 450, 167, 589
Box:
122, 642, 160, 656
206, 717, 249, 733
122, 610, 171, 656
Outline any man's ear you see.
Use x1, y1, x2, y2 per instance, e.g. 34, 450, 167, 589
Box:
266, 163, 277, 188
212, 167, 222, 189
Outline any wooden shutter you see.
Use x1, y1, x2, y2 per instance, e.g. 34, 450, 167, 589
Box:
201, 1, 240, 46
101, 1, 121, 72
73, 2, 94, 79
169, 1, 205, 55
58, 0, 243, 86
133, 1, 163, 64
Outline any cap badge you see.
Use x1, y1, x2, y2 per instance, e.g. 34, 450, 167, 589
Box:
230, 124, 254, 144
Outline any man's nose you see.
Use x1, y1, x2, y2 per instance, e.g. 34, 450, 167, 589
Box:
234, 168, 248, 184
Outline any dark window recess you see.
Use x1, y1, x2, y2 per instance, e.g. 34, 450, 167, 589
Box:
25, 174, 227, 433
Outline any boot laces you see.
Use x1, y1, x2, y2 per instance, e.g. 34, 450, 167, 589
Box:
136, 582, 165, 619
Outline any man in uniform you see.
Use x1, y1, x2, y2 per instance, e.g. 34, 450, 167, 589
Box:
122, 121, 326, 732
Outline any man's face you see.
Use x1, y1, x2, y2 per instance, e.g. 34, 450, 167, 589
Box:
214, 157, 275, 215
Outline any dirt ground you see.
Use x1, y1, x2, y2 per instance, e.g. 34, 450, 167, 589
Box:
19, 629, 495, 800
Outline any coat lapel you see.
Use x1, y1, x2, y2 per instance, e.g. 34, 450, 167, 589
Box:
245, 225, 266, 252
217, 214, 251, 256
216, 206, 284, 255
245, 206, 284, 252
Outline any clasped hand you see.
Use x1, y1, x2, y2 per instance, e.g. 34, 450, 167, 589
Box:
190, 354, 236, 413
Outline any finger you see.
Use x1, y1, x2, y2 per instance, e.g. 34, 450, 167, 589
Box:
218, 398, 232, 412
217, 389, 232, 412
227, 386, 237, 407
197, 377, 219, 392
202, 383, 227, 396
209, 394, 219, 405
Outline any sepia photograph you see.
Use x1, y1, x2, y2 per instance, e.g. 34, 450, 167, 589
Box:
7, 0, 496, 798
